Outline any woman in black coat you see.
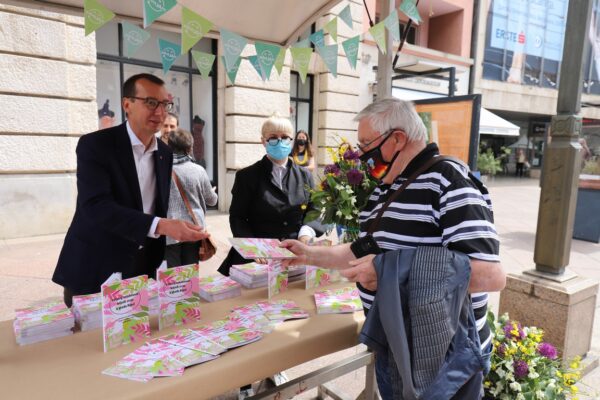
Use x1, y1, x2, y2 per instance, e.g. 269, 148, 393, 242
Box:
218, 115, 324, 276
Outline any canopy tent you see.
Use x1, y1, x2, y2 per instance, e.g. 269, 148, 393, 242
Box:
8, 0, 344, 45
479, 107, 520, 137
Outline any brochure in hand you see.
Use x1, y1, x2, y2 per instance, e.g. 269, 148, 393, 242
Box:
228, 238, 296, 259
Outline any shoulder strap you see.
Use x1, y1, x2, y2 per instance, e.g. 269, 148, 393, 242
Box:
172, 171, 200, 226
367, 155, 465, 235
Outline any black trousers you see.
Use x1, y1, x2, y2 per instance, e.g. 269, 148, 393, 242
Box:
165, 242, 201, 268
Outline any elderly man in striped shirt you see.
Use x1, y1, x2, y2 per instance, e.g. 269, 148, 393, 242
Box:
283, 97, 505, 399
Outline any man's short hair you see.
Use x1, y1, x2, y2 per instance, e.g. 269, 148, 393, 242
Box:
354, 97, 427, 142
122, 73, 165, 98
168, 128, 194, 155
167, 112, 179, 125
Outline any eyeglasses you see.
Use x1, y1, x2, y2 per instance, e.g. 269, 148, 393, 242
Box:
357, 128, 397, 152
266, 136, 293, 146
127, 96, 174, 112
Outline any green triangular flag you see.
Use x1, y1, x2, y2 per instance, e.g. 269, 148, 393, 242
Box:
121, 21, 151, 58
274, 48, 286, 75
316, 44, 338, 78
84, 0, 115, 36
143, 0, 177, 28
369, 21, 387, 55
222, 56, 241, 84
339, 4, 353, 29
324, 18, 338, 42
290, 47, 312, 84
221, 28, 247, 72
342, 35, 360, 70
255, 42, 281, 79
400, 0, 422, 25
249, 55, 267, 81
182, 7, 214, 53
384, 9, 401, 41
191, 50, 215, 79
293, 38, 311, 48
309, 30, 325, 48
158, 38, 181, 74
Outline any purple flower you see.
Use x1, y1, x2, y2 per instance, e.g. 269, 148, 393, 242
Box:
497, 343, 506, 357
346, 169, 363, 185
320, 179, 329, 190
513, 360, 529, 379
324, 163, 341, 176
538, 342, 558, 359
503, 322, 525, 340
343, 149, 360, 161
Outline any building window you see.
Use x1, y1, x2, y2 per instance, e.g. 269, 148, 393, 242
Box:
399, 22, 417, 45
95, 22, 218, 182
482, 0, 568, 89
289, 72, 313, 138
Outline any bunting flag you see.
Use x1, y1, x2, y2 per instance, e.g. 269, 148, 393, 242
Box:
316, 44, 338, 77
158, 38, 181, 74
222, 56, 241, 84
324, 17, 338, 42
221, 28, 247, 72
342, 35, 360, 70
274, 48, 286, 75
121, 21, 151, 58
293, 38, 311, 48
255, 42, 281, 79
191, 50, 215, 79
384, 9, 401, 41
339, 4, 353, 29
181, 7, 214, 53
369, 21, 387, 54
143, 0, 177, 28
249, 55, 267, 81
84, 0, 115, 36
400, 0, 422, 25
290, 47, 312, 84
309, 30, 325, 48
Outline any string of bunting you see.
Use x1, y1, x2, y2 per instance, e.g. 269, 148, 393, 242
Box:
84, 0, 421, 84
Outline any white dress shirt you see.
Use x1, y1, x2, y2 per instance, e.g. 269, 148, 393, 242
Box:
269, 158, 315, 239
126, 121, 160, 238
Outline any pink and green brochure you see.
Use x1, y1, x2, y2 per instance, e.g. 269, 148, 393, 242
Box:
314, 286, 363, 314
101, 272, 150, 352
228, 238, 296, 259
157, 262, 202, 330
268, 259, 288, 298
304, 239, 342, 289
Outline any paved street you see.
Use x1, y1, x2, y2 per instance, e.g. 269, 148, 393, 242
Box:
1, 176, 599, 398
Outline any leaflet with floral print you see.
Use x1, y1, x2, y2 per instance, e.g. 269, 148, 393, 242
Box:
158, 328, 226, 356
199, 274, 241, 302
304, 239, 342, 289
229, 238, 296, 259
14, 301, 74, 332
268, 260, 288, 298
101, 273, 150, 352
191, 318, 263, 349
314, 286, 362, 314
263, 299, 309, 321
157, 263, 201, 330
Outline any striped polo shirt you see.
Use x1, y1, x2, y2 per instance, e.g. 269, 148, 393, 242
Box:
357, 143, 500, 350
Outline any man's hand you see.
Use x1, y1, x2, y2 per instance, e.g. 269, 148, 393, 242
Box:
155, 218, 209, 242
280, 239, 311, 267
340, 254, 378, 291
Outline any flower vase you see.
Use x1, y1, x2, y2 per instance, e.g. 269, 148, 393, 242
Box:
339, 226, 360, 244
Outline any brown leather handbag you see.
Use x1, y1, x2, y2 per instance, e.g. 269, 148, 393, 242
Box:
172, 172, 217, 261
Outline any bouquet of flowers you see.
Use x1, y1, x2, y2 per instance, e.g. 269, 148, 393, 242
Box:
485, 312, 582, 400
304, 140, 378, 243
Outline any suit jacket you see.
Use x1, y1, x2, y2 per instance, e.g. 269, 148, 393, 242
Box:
218, 156, 325, 275
52, 123, 173, 294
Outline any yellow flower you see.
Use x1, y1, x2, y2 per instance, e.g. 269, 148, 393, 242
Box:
300, 204, 307, 210
570, 356, 581, 370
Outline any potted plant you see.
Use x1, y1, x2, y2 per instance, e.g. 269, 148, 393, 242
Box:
476, 148, 505, 181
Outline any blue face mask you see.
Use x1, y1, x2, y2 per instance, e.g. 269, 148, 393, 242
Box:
266, 141, 292, 160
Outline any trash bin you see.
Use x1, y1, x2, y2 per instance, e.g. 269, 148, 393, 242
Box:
573, 177, 600, 243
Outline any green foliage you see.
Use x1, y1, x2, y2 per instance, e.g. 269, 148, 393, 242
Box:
581, 159, 600, 175
477, 147, 508, 176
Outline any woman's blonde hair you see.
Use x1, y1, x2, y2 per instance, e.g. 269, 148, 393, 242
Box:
261, 114, 293, 138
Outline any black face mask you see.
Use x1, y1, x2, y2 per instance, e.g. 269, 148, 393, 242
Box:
359, 132, 400, 181
296, 139, 307, 146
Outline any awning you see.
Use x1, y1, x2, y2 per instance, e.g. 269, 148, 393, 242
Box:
479, 108, 521, 136
10, 0, 344, 45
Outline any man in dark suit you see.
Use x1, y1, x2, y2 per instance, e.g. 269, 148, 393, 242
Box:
53, 73, 208, 307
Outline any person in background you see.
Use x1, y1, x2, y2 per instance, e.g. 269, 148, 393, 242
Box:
160, 112, 179, 144
53, 73, 208, 307
98, 100, 115, 129
165, 128, 217, 267
290, 130, 315, 171
192, 115, 207, 168
516, 149, 526, 178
